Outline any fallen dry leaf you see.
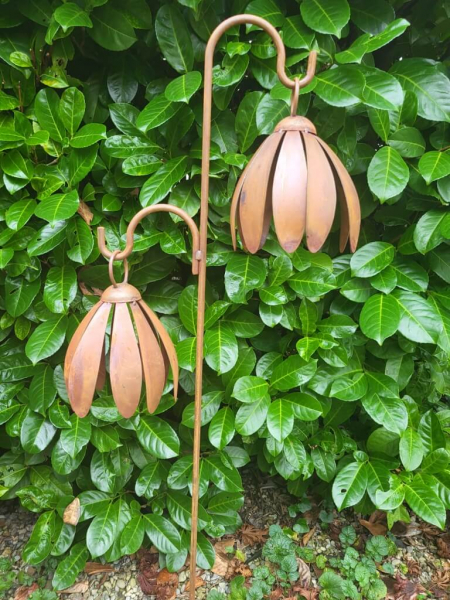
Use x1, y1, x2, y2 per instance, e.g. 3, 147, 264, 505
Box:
156, 569, 178, 586
302, 526, 316, 546
63, 498, 81, 526
420, 523, 442, 538
14, 583, 39, 600
405, 558, 420, 577
390, 573, 425, 600
212, 538, 250, 580
437, 535, 450, 558
60, 581, 89, 594
137, 550, 177, 599
270, 588, 284, 600
78, 280, 103, 297
359, 518, 387, 536
233, 563, 252, 578
85, 562, 114, 575
214, 538, 237, 554
291, 589, 319, 600
185, 576, 205, 592
212, 552, 229, 578
297, 558, 311, 588
240, 524, 268, 546
391, 522, 420, 537
432, 562, 450, 589
77, 201, 94, 224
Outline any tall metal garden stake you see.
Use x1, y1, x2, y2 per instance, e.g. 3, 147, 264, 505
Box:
190, 15, 318, 598
65, 14, 358, 600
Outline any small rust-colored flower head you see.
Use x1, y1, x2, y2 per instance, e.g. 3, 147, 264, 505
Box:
64, 257, 178, 419
230, 114, 361, 254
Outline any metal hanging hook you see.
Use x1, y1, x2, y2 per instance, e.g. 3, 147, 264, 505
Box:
290, 77, 300, 116
205, 14, 317, 91
98, 204, 202, 275
108, 250, 129, 287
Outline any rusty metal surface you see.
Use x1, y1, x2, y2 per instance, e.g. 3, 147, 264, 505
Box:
231, 114, 360, 256
63, 16, 360, 598
138, 300, 179, 400
238, 132, 284, 253
302, 131, 337, 253
64, 302, 102, 389
98, 204, 201, 275
272, 130, 307, 253
194, 14, 318, 596
67, 302, 112, 418
317, 137, 361, 252
131, 302, 166, 414
110, 302, 143, 419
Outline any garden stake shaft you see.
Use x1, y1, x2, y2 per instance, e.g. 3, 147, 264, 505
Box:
189, 15, 317, 599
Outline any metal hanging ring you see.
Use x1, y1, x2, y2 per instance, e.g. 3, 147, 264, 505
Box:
108, 250, 129, 288
290, 77, 300, 116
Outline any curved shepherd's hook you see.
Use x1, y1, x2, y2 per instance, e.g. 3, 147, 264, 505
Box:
189, 15, 317, 598
98, 204, 202, 275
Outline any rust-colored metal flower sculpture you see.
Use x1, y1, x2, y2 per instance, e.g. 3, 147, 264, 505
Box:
64, 256, 178, 419
230, 114, 361, 255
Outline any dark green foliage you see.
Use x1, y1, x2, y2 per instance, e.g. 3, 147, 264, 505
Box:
0, 0, 450, 588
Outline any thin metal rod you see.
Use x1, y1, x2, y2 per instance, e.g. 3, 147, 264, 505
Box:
97, 204, 201, 275
189, 15, 317, 599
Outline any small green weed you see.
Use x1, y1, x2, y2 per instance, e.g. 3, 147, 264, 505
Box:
207, 523, 400, 600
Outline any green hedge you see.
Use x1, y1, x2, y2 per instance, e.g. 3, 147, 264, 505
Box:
1, 0, 450, 590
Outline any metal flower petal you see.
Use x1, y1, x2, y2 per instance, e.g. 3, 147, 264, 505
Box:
231, 115, 361, 254
65, 282, 178, 418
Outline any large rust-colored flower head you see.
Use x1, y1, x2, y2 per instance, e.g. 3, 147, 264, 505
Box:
230, 115, 361, 254
64, 278, 178, 419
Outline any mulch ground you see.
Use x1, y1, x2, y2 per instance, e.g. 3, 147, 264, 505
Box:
1, 468, 449, 600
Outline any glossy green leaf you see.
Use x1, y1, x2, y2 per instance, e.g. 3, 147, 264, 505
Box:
388, 127, 426, 158
362, 66, 403, 110
137, 416, 180, 459
5, 197, 36, 231
5, 276, 40, 317
368, 146, 409, 201
53, 542, 88, 591
139, 156, 188, 207
235, 395, 270, 436
143, 514, 181, 553
90, 6, 137, 51
204, 323, 238, 374
300, 0, 350, 37
404, 479, 446, 530
120, 516, 145, 556
61, 414, 92, 458
332, 462, 368, 510
20, 411, 57, 454
360, 294, 400, 344
392, 290, 441, 344
418, 151, 450, 184
362, 394, 408, 434
236, 91, 264, 152
22, 511, 55, 565
155, 4, 193, 73
315, 66, 364, 107
35, 89, 65, 142
25, 315, 68, 364
70, 123, 107, 147
351, 242, 395, 278
54, 3, 92, 31
267, 399, 294, 442
390, 59, 450, 122
86, 501, 119, 558
208, 407, 235, 450
165, 71, 202, 103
